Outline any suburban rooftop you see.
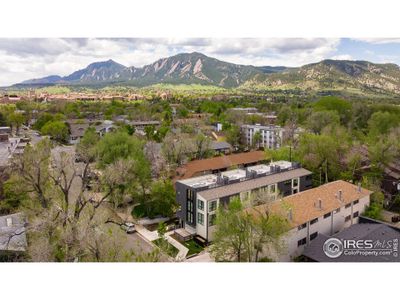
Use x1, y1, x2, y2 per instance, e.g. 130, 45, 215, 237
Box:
175, 150, 266, 180
247, 180, 373, 228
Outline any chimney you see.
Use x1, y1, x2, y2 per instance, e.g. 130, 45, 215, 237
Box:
357, 182, 362, 193
338, 190, 343, 202
287, 208, 293, 221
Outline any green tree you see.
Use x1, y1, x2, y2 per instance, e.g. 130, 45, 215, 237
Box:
210, 197, 288, 262
367, 111, 400, 139
76, 127, 100, 163
41, 120, 69, 143
96, 131, 148, 167
148, 180, 177, 218
296, 132, 348, 184
307, 110, 340, 134
252, 131, 262, 149
313, 96, 352, 125
8, 112, 25, 135
226, 124, 241, 150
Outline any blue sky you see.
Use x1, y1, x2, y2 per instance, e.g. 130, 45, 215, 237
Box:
1, 38, 400, 86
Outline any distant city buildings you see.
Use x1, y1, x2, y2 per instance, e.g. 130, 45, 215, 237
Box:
241, 124, 284, 149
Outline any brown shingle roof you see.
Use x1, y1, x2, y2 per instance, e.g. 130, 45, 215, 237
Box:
247, 180, 373, 229
197, 168, 312, 201
175, 151, 266, 180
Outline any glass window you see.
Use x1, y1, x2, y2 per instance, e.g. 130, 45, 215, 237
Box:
197, 200, 204, 211
345, 215, 351, 222
310, 218, 318, 225
324, 212, 331, 219
353, 211, 359, 218
208, 214, 217, 226
209, 200, 217, 212
298, 223, 307, 231
354, 200, 359, 205
297, 237, 307, 247
187, 212, 193, 223
345, 203, 351, 209
310, 232, 318, 241
270, 184, 276, 193
197, 212, 204, 225
293, 178, 299, 187
335, 208, 340, 213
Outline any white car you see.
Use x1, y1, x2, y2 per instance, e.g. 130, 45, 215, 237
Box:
121, 222, 136, 234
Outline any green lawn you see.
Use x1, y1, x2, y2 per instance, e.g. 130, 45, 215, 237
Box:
153, 238, 179, 258
181, 239, 204, 256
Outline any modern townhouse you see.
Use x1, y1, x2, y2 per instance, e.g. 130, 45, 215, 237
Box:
247, 180, 373, 261
175, 160, 313, 243
241, 124, 284, 149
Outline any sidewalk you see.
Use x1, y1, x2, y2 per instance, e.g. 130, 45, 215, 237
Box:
135, 224, 159, 242
165, 231, 189, 261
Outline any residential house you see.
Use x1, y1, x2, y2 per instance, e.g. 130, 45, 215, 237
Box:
0, 213, 27, 254
210, 141, 233, 155
175, 160, 313, 243
0, 134, 26, 170
229, 107, 259, 114
303, 222, 399, 262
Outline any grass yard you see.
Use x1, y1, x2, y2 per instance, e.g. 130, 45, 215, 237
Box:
153, 238, 179, 258
170, 234, 204, 257
182, 239, 204, 256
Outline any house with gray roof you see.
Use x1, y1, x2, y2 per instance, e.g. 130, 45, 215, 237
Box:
303, 223, 400, 262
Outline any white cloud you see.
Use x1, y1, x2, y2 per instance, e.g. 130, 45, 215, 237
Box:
352, 38, 400, 44
330, 54, 353, 60
0, 38, 341, 86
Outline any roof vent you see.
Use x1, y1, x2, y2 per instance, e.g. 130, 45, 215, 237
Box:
338, 190, 343, 202
287, 208, 293, 221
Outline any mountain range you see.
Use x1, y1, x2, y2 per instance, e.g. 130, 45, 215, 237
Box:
16, 52, 400, 95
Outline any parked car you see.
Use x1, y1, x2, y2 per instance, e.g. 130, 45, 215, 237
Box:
391, 215, 400, 223
121, 222, 136, 234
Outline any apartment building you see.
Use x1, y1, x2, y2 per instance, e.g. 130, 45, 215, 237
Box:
175, 161, 313, 242
247, 180, 373, 261
174, 150, 266, 180
241, 124, 284, 149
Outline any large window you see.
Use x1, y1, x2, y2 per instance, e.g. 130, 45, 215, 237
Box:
292, 178, 299, 187
208, 214, 217, 226
310, 232, 318, 241
186, 189, 194, 200
345, 215, 351, 222
209, 200, 217, 212
353, 211, 359, 218
197, 213, 204, 225
197, 199, 204, 211
187, 211, 193, 223
297, 237, 307, 247
298, 223, 307, 231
